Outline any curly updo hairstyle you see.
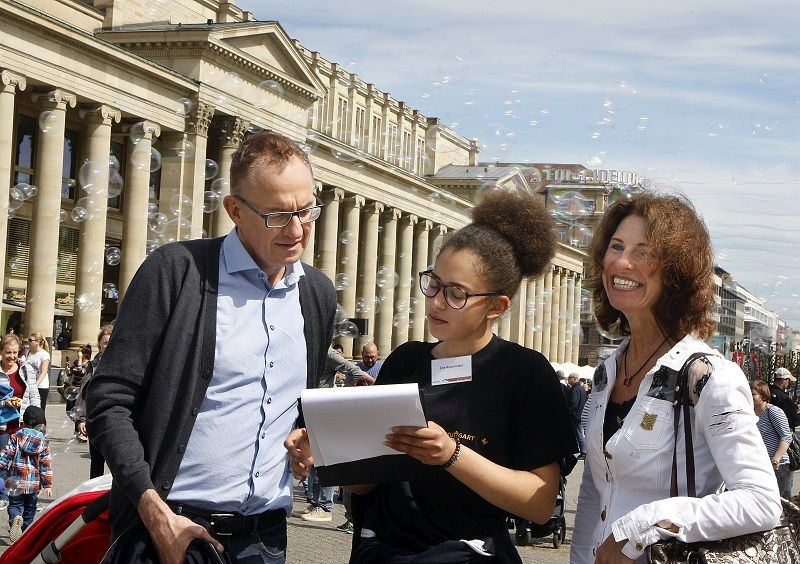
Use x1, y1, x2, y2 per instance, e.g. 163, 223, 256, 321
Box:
587, 191, 716, 341
439, 189, 557, 298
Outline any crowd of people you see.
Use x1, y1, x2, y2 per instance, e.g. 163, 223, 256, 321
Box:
0, 130, 796, 564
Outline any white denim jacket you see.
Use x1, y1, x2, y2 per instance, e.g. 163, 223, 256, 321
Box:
571, 335, 781, 563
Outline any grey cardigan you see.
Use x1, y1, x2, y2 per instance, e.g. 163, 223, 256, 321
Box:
86, 237, 336, 538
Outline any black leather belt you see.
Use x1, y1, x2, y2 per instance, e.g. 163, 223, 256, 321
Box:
169, 503, 286, 536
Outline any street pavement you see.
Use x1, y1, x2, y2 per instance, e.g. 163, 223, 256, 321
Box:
0, 402, 577, 561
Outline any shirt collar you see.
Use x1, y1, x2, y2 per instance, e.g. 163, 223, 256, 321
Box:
222, 228, 305, 287
611, 334, 714, 373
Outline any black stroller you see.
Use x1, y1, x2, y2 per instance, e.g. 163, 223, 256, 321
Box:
508, 455, 576, 549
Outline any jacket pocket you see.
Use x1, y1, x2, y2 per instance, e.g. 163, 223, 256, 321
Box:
624, 399, 672, 450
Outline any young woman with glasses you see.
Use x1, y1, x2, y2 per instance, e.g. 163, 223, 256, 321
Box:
347, 189, 577, 563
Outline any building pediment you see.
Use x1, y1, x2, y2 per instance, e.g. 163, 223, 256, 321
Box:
97, 21, 325, 102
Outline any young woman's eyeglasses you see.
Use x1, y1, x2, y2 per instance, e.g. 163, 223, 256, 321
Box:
418, 270, 501, 310
234, 195, 323, 228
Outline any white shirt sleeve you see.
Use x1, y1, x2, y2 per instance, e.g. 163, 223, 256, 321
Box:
571, 457, 602, 564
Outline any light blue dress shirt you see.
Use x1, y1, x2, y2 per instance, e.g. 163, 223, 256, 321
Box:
169, 229, 307, 515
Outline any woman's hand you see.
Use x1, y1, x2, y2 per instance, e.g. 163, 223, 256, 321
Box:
385, 421, 456, 466
595, 534, 635, 564
284, 428, 313, 478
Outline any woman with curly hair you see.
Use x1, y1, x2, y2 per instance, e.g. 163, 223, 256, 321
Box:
571, 192, 781, 563
344, 189, 576, 562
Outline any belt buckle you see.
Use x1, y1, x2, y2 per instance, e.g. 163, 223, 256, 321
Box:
209, 513, 236, 536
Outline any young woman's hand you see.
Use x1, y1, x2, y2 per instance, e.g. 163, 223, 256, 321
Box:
385, 421, 456, 466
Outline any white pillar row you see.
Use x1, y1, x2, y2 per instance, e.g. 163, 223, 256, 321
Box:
158, 130, 192, 244
0, 70, 26, 320
557, 269, 569, 363
524, 279, 536, 349
317, 187, 344, 282
355, 201, 384, 353
565, 273, 576, 364
541, 266, 555, 361
374, 207, 401, 357
72, 105, 121, 345
338, 194, 364, 358
410, 219, 431, 342
120, 120, 160, 301
551, 268, 563, 362
533, 275, 545, 352
211, 115, 248, 238
185, 100, 214, 239
424, 224, 447, 341
392, 213, 417, 349
509, 282, 526, 345
25, 89, 76, 338
301, 180, 322, 267
572, 276, 583, 364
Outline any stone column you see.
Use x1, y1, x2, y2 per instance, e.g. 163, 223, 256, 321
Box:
0, 71, 26, 320
317, 187, 343, 281
410, 219, 431, 342
185, 101, 214, 239
541, 266, 554, 361
524, 280, 536, 349
565, 273, 576, 364
355, 201, 383, 352
573, 276, 582, 364
557, 269, 569, 363
25, 89, 76, 337
338, 194, 364, 357
392, 213, 417, 349
510, 283, 527, 345
424, 224, 446, 341
374, 207, 401, 356
212, 115, 248, 237
301, 181, 322, 266
72, 105, 121, 344
120, 121, 160, 301
534, 275, 545, 352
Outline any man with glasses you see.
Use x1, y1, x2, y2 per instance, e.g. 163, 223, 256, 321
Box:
88, 131, 336, 564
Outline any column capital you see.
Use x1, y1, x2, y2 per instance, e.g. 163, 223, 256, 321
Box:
186, 100, 215, 136
32, 88, 77, 110
416, 219, 433, 232
1, 70, 26, 93
216, 115, 249, 148
322, 186, 345, 203
384, 207, 403, 221
363, 201, 384, 215
346, 194, 366, 208
79, 104, 121, 126
313, 180, 323, 194
123, 120, 161, 141
402, 213, 418, 227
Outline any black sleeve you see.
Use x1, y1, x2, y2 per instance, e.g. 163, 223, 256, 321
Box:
372, 342, 428, 387
511, 351, 578, 470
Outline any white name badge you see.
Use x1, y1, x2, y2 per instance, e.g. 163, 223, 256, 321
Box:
431, 355, 473, 386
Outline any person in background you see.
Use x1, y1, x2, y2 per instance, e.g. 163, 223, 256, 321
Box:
567, 373, 587, 460
752, 380, 793, 500
24, 333, 49, 424
352, 342, 382, 385
571, 192, 781, 563
0, 335, 40, 452
770, 367, 798, 430
66, 344, 92, 442
77, 325, 113, 478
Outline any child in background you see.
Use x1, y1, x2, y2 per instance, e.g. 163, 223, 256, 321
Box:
0, 405, 52, 542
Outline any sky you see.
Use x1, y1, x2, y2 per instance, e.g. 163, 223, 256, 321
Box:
239, 0, 800, 329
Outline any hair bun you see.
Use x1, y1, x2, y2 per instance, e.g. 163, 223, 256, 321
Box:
471, 189, 557, 278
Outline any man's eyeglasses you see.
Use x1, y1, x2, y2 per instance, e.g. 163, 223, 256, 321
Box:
234, 195, 323, 228
418, 270, 501, 310
27, 338, 37, 342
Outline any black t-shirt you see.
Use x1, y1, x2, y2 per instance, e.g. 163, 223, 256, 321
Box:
358, 336, 577, 560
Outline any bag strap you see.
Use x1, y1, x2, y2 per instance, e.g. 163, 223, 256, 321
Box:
669, 352, 709, 498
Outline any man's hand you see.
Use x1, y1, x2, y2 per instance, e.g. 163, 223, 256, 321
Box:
595, 534, 635, 564
284, 428, 313, 478
41, 488, 52, 498
384, 421, 456, 466
138, 489, 223, 564
357, 375, 376, 385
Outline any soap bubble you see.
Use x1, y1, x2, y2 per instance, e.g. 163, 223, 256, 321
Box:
38, 111, 58, 134
339, 230, 354, 245
335, 320, 359, 338
168, 193, 194, 217
355, 297, 371, 314
148, 212, 168, 234
255, 80, 285, 109
19, 183, 38, 199
78, 160, 105, 192
376, 266, 399, 289
59, 209, 68, 222
147, 202, 160, 218
205, 159, 219, 180
63, 386, 80, 402
10, 185, 26, 202
334, 273, 351, 291
108, 153, 121, 173
71, 206, 88, 222
176, 97, 193, 116
75, 293, 99, 313
67, 405, 83, 422
107, 171, 124, 198
105, 246, 121, 266
129, 122, 145, 145
203, 191, 222, 213
169, 138, 195, 159
551, 191, 594, 219
210, 178, 230, 194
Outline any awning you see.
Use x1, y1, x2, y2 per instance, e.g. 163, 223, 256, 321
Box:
3, 299, 73, 317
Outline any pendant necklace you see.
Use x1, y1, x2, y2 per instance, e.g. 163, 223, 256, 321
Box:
622, 337, 667, 386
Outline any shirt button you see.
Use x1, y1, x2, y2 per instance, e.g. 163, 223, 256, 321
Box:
191, 408, 199, 416
161, 481, 171, 490
269, 362, 274, 368
636, 543, 644, 551
261, 433, 265, 439
255, 471, 260, 477
601, 509, 606, 521
267, 398, 272, 404
604, 449, 613, 459
592, 548, 596, 556
269, 325, 274, 330
178, 444, 185, 453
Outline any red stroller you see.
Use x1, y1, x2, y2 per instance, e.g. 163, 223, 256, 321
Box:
0, 475, 111, 564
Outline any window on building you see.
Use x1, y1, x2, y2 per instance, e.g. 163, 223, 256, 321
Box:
5, 218, 30, 278
336, 97, 349, 142
402, 131, 412, 170
415, 138, 426, 174
387, 124, 399, 165
61, 128, 79, 200
353, 106, 366, 151
370, 115, 383, 156
57, 225, 79, 284
13, 114, 36, 186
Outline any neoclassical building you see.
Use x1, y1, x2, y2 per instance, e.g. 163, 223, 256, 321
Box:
0, 0, 583, 364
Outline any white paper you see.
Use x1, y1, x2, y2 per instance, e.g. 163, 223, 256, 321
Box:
301, 383, 427, 466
